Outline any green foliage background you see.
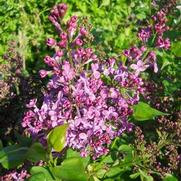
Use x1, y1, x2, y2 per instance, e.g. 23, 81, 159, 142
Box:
0, 0, 152, 71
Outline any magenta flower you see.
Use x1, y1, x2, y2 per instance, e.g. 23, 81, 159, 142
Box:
57, 3, 68, 18
130, 60, 149, 75
156, 36, 170, 49
75, 38, 83, 46
80, 27, 88, 36
62, 61, 75, 81
39, 70, 49, 78
138, 27, 152, 42
124, 46, 146, 61
47, 38, 56, 47
146, 51, 158, 73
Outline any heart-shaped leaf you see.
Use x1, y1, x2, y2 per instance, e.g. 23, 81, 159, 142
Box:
47, 124, 68, 152
133, 102, 168, 121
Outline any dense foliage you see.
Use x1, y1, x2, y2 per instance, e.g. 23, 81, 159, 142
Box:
0, 0, 180, 181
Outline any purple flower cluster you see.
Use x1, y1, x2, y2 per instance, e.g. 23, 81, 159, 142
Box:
48, 3, 67, 31
153, 11, 171, 49
125, 7, 172, 75
124, 46, 158, 74
22, 3, 146, 158
0, 169, 29, 181
138, 9, 170, 49
138, 27, 152, 43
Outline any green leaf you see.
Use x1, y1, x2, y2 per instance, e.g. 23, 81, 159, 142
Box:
29, 166, 54, 181
100, 0, 110, 7
102, 155, 114, 164
28, 172, 47, 181
66, 148, 80, 158
163, 174, 178, 181
50, 157, 88, 181
133, 102, 168, 121
0, 144, 28, 169
47, 124, 68, 152
136, 12, 146, 20
27, 142, 47, 162
171, 42, 181, 57
118, 144, 133, 152
106, 166, 122, 177
118, 144, 133, 162
139, 169, 153, 181
92, 176, 101, 181
130, 172, 140, 179
96, 169, 107, 178
66, 148, 90, 168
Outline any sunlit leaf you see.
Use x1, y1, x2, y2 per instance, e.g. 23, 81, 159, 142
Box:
133, 102, 168, 121
47, 124, 68, 152
50, 157, 88, 181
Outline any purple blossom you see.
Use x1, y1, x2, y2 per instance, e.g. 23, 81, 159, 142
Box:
39, 69, 49, 78
47, 38, 56, 47
0, 169, 29, 181
156, 36, 170, 49
123, 46, 146, 61
138, 27, 152, 42
130, 60, 149, 75
75, 38, 83, 46
146, 51, 158, 73
57, 3, 68, 18
80, 27, 88, 36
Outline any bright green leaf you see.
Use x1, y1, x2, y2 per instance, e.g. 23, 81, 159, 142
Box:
66, 148, 80, 158
130, 172, 140, 179
47, 124, 68, 152
101, 0, 110, 7
29, 166, 54, 181
96, 169, 107, 178
106, 166, 122, 177
139, 169, 154, 181
28, 172, 47, 181
66, 148, 90, 168
163, 174, 178, 181
133, 102, 168, 121
50, 157, 88, 181
102, 155, 114, 164
171, 42, 181, 57
118, 144, 133, 162
118, 144, 133, 152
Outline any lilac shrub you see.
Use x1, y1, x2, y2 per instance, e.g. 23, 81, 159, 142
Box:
22, 3, 172, 159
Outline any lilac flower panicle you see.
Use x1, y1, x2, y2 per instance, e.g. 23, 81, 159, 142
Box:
22, 3, 170, 159
126, 5, 172, 76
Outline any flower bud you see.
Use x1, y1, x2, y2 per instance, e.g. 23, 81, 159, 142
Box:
39, 69, 48, 78
47, 38, 56, 47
